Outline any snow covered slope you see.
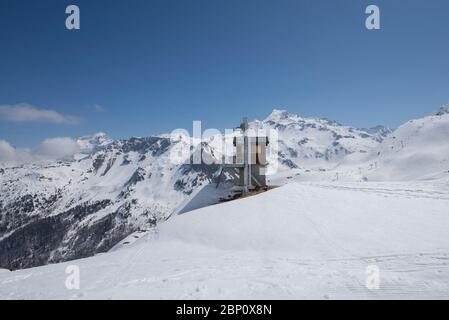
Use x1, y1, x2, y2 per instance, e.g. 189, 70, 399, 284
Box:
336, 109, 449, 181
1, 181, 448, 299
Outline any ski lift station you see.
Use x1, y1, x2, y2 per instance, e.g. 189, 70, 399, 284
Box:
176, 118, 271, 215
222, 117, 270, 193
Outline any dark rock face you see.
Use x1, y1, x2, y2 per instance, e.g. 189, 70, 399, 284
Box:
175, 162, 220, 195
277, 152, 299, 169
114, 137, 171, 155
0, 215, 68, 270
101, 157, 116, 176
0, 199, 134, 270
121, 156, 131, 166
0, 191, 61, 234
125, 168, 146, 188
281, 158, 299, 169
92, 154, 106, 173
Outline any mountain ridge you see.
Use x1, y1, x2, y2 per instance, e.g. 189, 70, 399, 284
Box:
1, 106, 448, 270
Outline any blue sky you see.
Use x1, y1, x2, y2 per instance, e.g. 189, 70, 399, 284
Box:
1, 0, 449, 147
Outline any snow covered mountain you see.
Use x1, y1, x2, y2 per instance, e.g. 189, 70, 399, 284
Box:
336, 105, 449, 181
251, 109, 391, 171
2, 106, 448, 272
0, 134, 220, 270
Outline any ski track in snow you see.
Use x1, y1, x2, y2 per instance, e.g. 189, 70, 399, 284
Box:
305, 183, 449, 202
1, 181, 449, 299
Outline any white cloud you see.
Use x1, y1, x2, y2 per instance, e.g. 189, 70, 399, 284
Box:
0, 140, 17, 162
0, 140, 32, 164
33, 137, 81, 160
0, 137, 81, 165
0, 103, 80, 124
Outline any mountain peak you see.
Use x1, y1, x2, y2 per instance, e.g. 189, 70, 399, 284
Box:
434, 103, 449, 116
266, 109, 291, 121
78, 132, 109, 140
76, 132, 112, 153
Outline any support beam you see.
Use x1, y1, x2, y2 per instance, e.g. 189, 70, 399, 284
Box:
243, 134, 249, 193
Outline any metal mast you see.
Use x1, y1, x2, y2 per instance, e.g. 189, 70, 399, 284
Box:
241, 117, 250, 193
